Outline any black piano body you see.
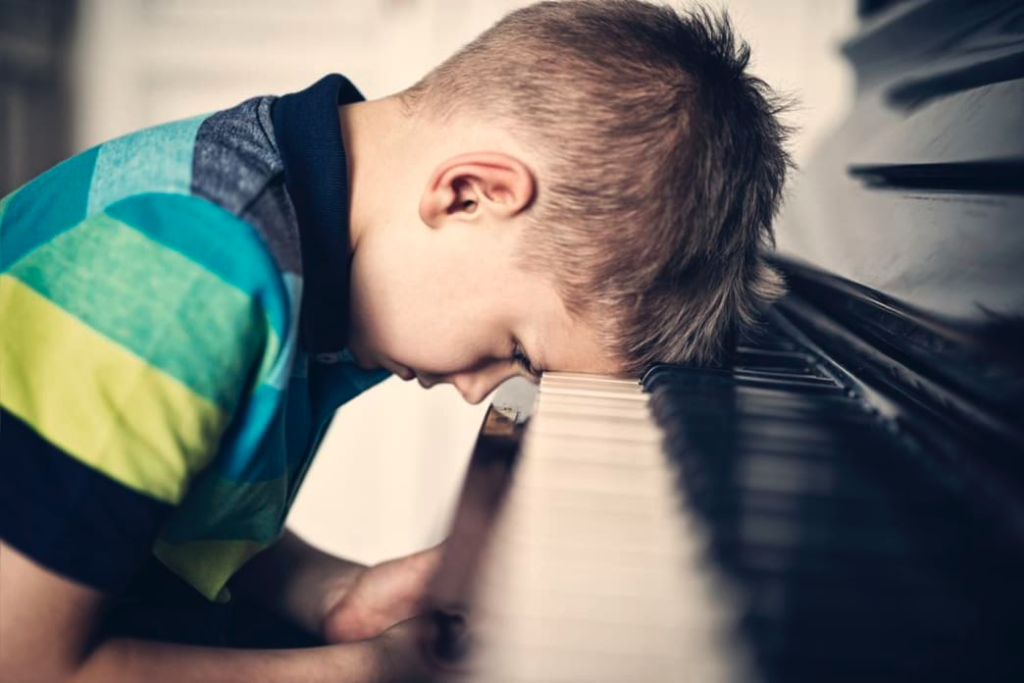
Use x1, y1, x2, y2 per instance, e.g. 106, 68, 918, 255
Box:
423, 2, 1024, 681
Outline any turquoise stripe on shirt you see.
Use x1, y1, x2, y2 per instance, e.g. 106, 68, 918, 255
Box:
1, 146, 99, 271
86, 114, 207, 215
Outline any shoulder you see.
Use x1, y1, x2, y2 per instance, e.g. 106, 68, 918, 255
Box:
105, 192, 286, 305
0, 194, 287, 592
4, 191, 290, 411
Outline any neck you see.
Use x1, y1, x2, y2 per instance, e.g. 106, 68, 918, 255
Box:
338, 96, 416, 254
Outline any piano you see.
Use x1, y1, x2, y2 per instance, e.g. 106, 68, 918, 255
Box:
418, 1, 1024, 681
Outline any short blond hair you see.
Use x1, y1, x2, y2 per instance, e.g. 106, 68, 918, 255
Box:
406, 0, 791, 374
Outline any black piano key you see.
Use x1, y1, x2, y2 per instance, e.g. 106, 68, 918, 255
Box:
639, 320, 1024, 683
644, 365, 848, 395
735, 348, 820, 373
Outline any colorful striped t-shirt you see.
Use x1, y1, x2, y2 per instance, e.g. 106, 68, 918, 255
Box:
0, 74, 388, 601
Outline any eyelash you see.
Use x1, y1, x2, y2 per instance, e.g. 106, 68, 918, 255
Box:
512, 342, 537, 376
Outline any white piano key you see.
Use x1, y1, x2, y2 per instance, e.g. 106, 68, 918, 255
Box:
535, 402, 653, 419
538, 391, 654, 408
512, 459, 677, 496
534, 403, 655, 421
538, 384, 645, 396
525, 440, 668, 468
539, 386, 651, 401
466, 581, 720, 626
469, 623, 750, 683
485, 480, 686, 516
494, 499, 692, 546
459, 372, 755, 683
541, 372, 642, 387
528, 418, 663, 444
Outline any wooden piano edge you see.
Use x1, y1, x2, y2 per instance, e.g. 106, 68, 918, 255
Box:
415, 381, 538, 677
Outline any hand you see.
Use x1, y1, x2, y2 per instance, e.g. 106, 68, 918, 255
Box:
366, 617, 439, 683
322, 544, 443, 644
367, 612, 470, 683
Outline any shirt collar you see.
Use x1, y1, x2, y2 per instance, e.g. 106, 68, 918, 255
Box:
271, 73, 364, 354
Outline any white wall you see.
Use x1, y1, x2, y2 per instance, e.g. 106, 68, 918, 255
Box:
70, 0, 856, 565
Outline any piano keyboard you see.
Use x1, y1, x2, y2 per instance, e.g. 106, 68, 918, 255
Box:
456, 373, 756, 683
429, 311, 1024, 683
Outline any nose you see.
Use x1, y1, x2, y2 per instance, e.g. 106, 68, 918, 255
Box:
451, 367, 519, 405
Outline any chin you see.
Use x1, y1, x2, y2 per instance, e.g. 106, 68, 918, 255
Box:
343, 343, 375, 370
373, 353, 416, 380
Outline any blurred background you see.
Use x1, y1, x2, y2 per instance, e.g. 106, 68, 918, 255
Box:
1, 0, 856, 564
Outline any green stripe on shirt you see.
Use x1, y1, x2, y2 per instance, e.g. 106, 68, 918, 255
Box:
8, 211, 262, 412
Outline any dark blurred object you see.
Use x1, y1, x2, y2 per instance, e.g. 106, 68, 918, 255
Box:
0, 0, 77, 194
101, 555, 321, 649
783, 0, 1024, 329
857, 0, 912, 18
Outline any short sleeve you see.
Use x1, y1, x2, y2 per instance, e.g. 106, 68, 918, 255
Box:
0, 192, 281, 592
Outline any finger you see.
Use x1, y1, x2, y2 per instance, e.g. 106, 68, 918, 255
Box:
375, 616, 445, 683
429, 610, 470, 665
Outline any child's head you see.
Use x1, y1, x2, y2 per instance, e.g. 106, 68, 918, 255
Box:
344, 0, 790, 402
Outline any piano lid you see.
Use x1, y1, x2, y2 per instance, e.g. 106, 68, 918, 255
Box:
776, 0, 1024, 325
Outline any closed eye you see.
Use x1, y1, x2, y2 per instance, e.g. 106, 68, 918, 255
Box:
512, 342, 541, 379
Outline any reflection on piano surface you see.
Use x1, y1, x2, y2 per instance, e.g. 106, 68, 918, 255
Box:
421, 1, 1024, 680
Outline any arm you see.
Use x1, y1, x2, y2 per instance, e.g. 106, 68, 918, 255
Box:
230, 529, 366, 639
0, 542, 380, 683
231, 530, 445, 645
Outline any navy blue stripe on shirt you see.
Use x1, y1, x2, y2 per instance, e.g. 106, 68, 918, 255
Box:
0, 408, 174, 592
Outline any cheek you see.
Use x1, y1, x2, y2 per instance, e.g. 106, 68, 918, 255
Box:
409, 325, 511, 378
355, 258, 448, 338
349, 276, 453, 366
348, 246, 507, 372
406, 326, 486, 374
350, 282, 413, 354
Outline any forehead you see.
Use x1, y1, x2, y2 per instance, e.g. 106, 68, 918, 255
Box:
533, 305, 627, 377
502, 249, 628, 377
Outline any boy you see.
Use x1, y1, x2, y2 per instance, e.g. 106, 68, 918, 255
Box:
0, 1, 789, 680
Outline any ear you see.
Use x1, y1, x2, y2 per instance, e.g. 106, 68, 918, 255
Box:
419, 152, 535, 229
